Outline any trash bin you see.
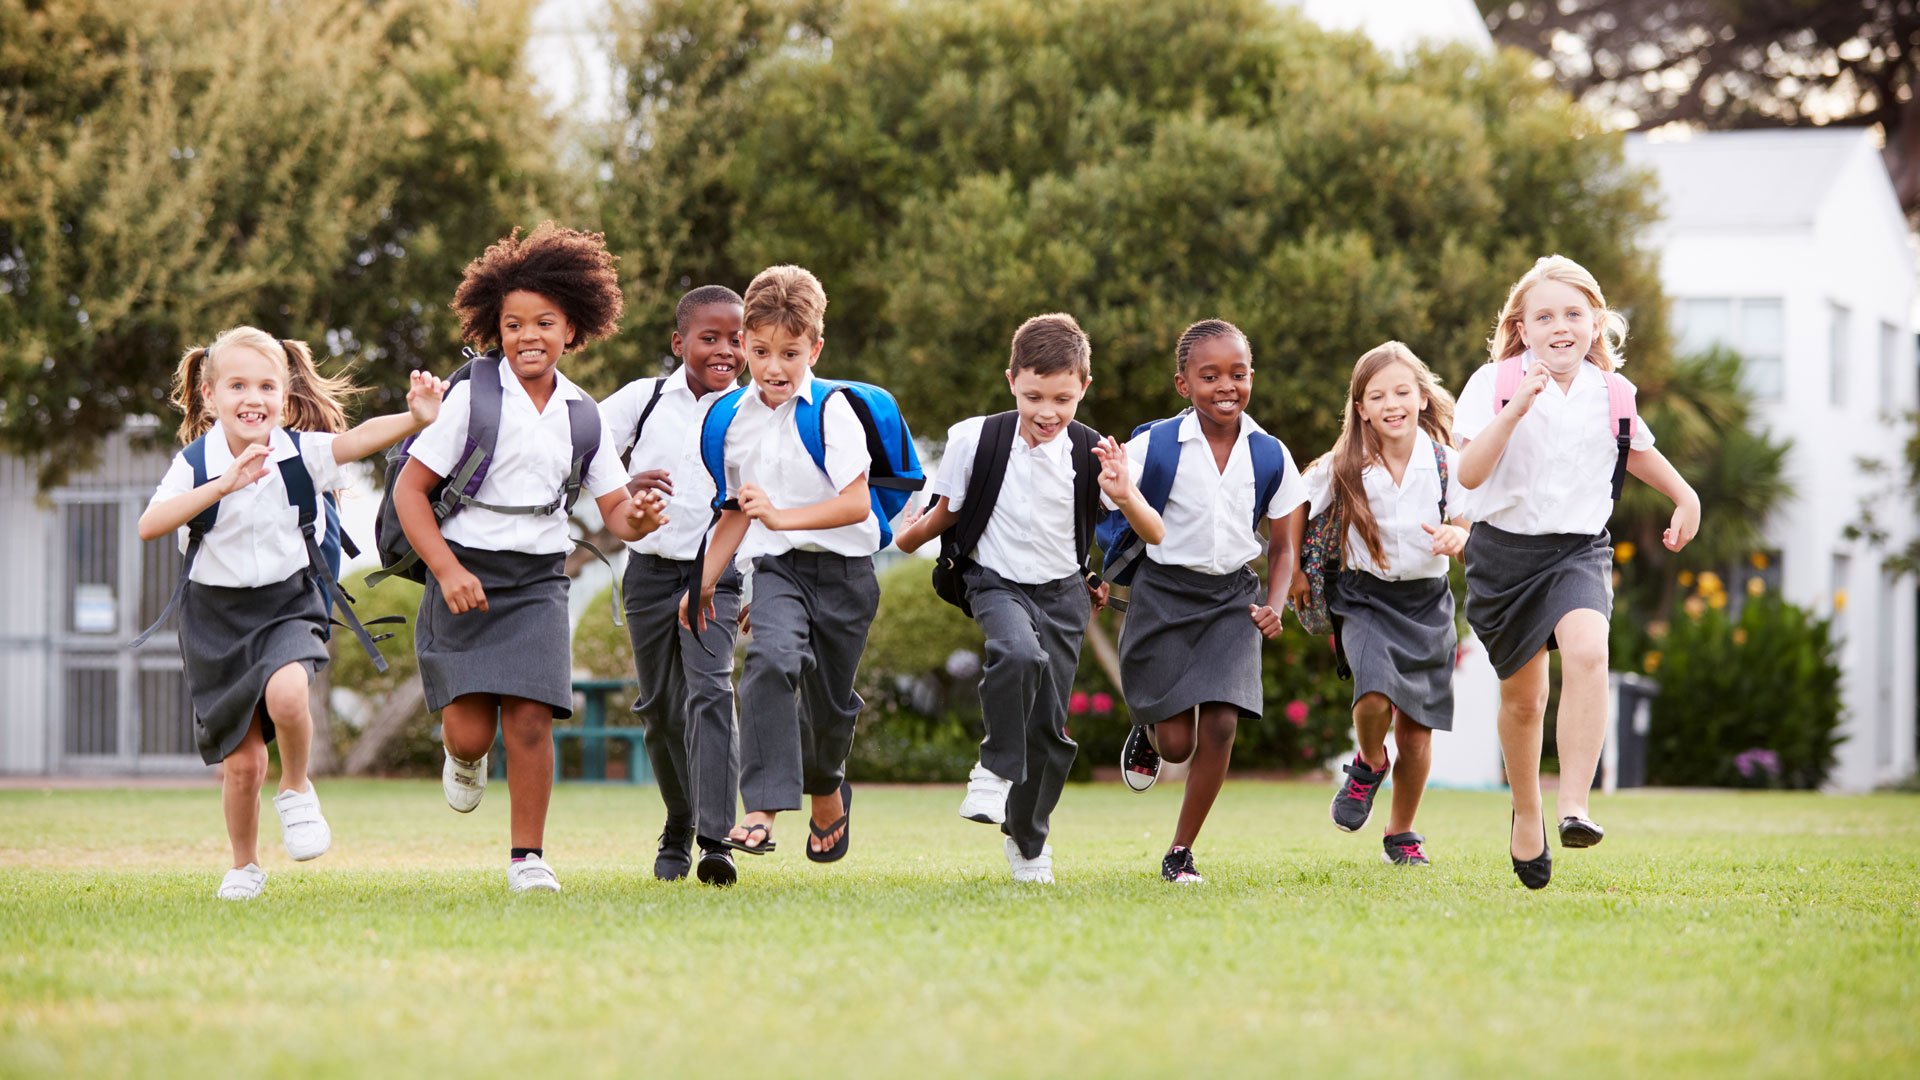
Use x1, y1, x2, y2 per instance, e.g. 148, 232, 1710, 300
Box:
1601, 671, 1660, 791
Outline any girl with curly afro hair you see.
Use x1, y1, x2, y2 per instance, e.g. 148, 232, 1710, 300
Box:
393, 222, 667, 894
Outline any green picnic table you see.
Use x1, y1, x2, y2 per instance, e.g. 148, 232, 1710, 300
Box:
485, 678, 655, 784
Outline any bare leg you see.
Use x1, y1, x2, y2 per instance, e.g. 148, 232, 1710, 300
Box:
1498, 648, 1551, 860
1152, 708, 1199, 764
499, 696, 554, 850
1384, 714, 1433, 836
262, 663, 313, 794
1351, 692, 1393, 771
1170, 703, 1239, 850
441, 693, 500, 763
222, 714, 270, 869
1550, 609, 1611, 823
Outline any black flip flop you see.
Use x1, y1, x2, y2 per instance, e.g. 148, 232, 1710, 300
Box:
717, 822, 776, 855
806, 780, 852, 864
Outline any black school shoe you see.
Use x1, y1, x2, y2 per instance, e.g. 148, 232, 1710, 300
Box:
1121, 726, 1161, 792
1511, 814, 1552, 890
695, 844, 737, 887
1558, 815, 1605, 849
1382, 831, 1430, 866
1330, 755, 1389, 832
1161, 846, 1203, 884
653, 824, 694, 881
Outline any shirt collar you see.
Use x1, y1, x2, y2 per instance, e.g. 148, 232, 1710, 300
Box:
203, 421, 294, 470
1011, 421, 1076, 464
498, 365, 579, 414
1176, 409, 1264, 444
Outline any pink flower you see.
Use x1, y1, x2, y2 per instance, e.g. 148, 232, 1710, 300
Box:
1284, 699, 1309, 727
1069, 692, 1089, 716
1091, 692, 1113, 714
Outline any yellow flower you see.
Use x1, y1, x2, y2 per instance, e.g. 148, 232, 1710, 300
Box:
1698, 571, 1724, 594
1750, 552, 1770, 571
1648, 620, 1669, 640
1643, 651, 1662, 673
1732, 628, 1748, 646
1834, 589, 1848, 613
1747, 577, 1765, 597
1684, 596, 1707, 619
1614, 542, 1637, 563
1708, 591, 1727, 610
1678, 571, 1695, 587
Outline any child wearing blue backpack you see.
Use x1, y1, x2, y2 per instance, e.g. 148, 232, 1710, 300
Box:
137, 326, 445, 900
681, 265, 923, 867
1105, 320, 1307, 885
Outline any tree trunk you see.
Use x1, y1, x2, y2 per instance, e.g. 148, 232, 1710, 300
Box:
342, 681, 427, 776
1084, 609, 1124, 691
307, 661, 337, 776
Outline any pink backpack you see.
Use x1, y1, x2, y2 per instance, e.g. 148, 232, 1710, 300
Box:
1492, 354, 1640, 501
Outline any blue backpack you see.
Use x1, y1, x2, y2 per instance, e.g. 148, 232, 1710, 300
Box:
697, 378, 925, 547
130, 430, 401, 671
1096, 410, 1288, 587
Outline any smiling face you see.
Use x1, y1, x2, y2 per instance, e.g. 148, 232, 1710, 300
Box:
674, 302, 744, 398
203, 345, 285, 446
499, 289, 574, 386
1005, 367, 1088, 446
1175, 332, 1253, 433
1356, 360, 1427, 445
744, 322, 822, 407
1519, 278, 1596, 372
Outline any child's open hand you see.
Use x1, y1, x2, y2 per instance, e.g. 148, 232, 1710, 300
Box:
218, 442, 273, 495
626, 469, 673, 499
625, 489, 669, 535
406, 370, 447, 427
1249, 603, 1284, 639
1663, 499, 1700, 552
1423, 521, 1468, 557
1092, 436, 1131, 501
1506, 369, 1550, 419
737, 484, 784, 530
678, 587, 717, 633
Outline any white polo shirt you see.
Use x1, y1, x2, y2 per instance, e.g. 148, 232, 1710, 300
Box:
1453, 353, 1655, 536
928, 415, 1082, 585
1301, 429, 1460, 581
600, 365, 734, 562
1106, 411, 1308, 576
724, 372, 878, 568
151, 422, 344, 588
407, 366, 627, 555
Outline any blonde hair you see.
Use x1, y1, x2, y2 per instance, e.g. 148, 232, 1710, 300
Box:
742, 264, 827, 341
169, 326, 361, 444
1488, 254, 1630, 372
1311, 341, 1455, 569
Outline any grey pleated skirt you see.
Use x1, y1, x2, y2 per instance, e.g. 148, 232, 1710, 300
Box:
417, 542, 574, 718
1331, 571, 1456, 731
182, 571, 330, 765
1118, 560, 1264, 722
1463, 523, 1612, 680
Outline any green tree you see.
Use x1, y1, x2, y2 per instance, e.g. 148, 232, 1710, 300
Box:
0, 0, 559, 487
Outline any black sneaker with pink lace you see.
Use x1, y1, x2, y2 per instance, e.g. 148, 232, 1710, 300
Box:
1382, 831, 1430, 866
1161, 846, 1203, 883
1331, 755, 1388, 832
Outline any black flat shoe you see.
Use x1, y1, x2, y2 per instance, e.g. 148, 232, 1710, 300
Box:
1511, 813, 1552, 891
653, 823, 694, 881
1558, 815, 1605, 849
695, 847, 737, 887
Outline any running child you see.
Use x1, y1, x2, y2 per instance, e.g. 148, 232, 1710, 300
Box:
137, 327, 445, 900
1300, 341, 1467, 867
1454, 255, 1699, 889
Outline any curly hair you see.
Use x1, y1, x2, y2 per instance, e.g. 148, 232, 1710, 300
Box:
451, 222, 624, 351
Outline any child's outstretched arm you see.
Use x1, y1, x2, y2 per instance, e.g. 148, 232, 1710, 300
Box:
1268, 505, 1308, 630
736, 476, 871, 533
893, 495, 958, 554
1095, 436, 1165, 544
330, 371, 447, 464
136, 443, 274, 540
1457, 367, 1548, 489
597, 487, 668, 543
680, 508, 751, 632
1627, 447, 1701, 551
393, 457, 486, 615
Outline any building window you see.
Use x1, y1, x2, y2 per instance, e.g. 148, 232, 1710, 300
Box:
1829, 301, 1850, 407
1880, 320, 1904, 410
1674, 297, 1784, 401
1830, 552, 1852, 643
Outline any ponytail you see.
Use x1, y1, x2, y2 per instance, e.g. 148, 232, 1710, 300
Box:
279, 338, 358, 434
170, 343, 217, 445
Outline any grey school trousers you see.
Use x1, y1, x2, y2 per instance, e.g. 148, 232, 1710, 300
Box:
964, 566, 1090, 860
737, 550, 880, 813
623, 553, 742, 843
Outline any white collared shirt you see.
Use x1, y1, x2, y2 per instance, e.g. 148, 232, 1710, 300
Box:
724, 372, 878, 568
150, 423, 345, 588
928, 415, 1082, 585
1301, 429, 1460, 582
407, 366, 627, 554
1106, 412, 1309, 576
1453, 353, 1655, 536
600, 365, 736, 561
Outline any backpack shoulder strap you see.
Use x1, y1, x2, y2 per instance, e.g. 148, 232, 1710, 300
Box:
793, 378, 845, 478
699, 386, 752, 510
277, 430, 319, 539
1246, 430, 1284, 529
1492, 355, 1525, 413
1602, 370, 1638, 501
947, 412, 1018, 562
1068, 421, 1101, 572
621, 376, 670, 464
561, 395, 602, 513
1139, 414, 1184, 513
182, 434, 219, 535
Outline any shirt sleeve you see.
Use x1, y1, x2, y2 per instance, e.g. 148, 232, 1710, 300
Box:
405, 379, 471, 478
928, 416, 984, 509
597, 380, 644, 469
149, 452, 196, 554
1098, 429, 1152, 512
819, 392, 872, 492
297, 431, 345, 493
583, 413, 628, 499
1619, 374, 1656, 450
1452, 365, 1496, 443
1265, 443, 1308, 519
1302, 456, 1332, 518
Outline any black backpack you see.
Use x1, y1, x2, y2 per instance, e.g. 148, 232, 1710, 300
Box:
929, 411, 1103, 618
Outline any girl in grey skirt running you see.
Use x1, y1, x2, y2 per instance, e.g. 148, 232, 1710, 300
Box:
138, 327, 446, 900
1300, 342, 1468, 868
1112, 320, 1308, 884
1455, 256, 1699, 889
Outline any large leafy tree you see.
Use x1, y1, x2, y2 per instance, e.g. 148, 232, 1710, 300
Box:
0, 0, 558, 487
599, 0, 1671, 455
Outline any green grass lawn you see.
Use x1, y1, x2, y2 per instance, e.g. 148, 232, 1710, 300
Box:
2, 780, 1916, 1078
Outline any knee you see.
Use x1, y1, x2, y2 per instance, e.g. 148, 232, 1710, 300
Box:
1156, 724, 1195, 764
747, 637, 807, 685
1353, 693, 1392, 724
1200, 709, 1238, 748
1395, 722, 1433, 759
263, 668, 310, 724
225, 744, 268, 788
987, 635, 1047, 677
501, 710, 551, 754
1559, 637, 1608, 675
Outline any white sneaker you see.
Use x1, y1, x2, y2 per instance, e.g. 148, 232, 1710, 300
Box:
216, 863, 267, 901
958, 763, 1012, 824
507, 853, 562, 893
272, 785, 331, 861
443, 749, 487, 813
1004, 836, 1054, 884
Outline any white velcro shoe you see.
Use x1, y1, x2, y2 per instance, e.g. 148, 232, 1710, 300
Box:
507, 853, 562, 893
443, 749, 488, 813
272, 785, 332, 861
1004, 836, 1054, 884
216, 863, 267, 901
958, 763, 1012, 824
